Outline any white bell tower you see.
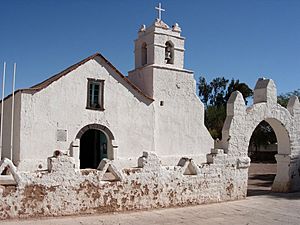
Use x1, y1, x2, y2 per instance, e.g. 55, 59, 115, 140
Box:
128, 3, 194, 99
132, 3, 185, 70
133, 19, 184, 69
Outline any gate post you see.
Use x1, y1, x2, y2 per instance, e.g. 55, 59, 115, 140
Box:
70, 139, 80, 169
272, 154, 299, 192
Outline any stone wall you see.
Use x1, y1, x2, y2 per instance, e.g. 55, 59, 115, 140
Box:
0, 151, 248, 220
219, 78, 300, 192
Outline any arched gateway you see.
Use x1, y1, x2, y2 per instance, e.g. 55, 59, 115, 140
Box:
219, 78, 300, 192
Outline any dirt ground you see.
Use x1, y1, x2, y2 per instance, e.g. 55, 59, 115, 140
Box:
247, 162, 277, 196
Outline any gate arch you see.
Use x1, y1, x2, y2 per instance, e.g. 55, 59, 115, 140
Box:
219, 78, 300, 192
76, 124, 115, 140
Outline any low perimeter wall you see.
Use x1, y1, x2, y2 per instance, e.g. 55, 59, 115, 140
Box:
0, 151, 249, 219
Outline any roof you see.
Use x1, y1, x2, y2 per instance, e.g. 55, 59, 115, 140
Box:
3, 53, 154, 102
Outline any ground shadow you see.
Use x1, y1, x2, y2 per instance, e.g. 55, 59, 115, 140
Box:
247, 173, 275, 196
247, 164, 300, 199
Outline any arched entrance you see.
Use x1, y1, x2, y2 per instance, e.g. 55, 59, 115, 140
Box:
246, 117, 291, 194
221, 78, 300, 193
75, 124, 115, 169
247, 120, 278, 195
248, 120, 277, 163
80, 129, 107, 169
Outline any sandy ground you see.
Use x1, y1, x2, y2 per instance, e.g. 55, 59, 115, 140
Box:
2, 163, 300, 225
247, 163, 277, 196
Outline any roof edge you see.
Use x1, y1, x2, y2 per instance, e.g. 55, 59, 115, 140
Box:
2, 52, 154, 103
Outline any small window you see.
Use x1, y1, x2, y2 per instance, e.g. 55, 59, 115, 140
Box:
87, 79, 104, 110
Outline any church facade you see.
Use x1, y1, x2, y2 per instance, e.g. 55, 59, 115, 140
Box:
0, 19, 213, 172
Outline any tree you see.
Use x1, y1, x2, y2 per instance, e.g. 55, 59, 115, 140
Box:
198, 76, 253, 139
209, 77, 229, 107
198, 77, 211, 107
204, 105, 226, 139
225, 79, 253, 105
277, 89, 300, 107
249, 121, 277, 148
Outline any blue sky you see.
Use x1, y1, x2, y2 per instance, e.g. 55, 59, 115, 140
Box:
1, 0, 300, 96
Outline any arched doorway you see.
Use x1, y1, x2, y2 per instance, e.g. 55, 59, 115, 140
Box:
246, 117, 291, 194
247, 120, 278, 195
80, 129, 107, 169
76, 124, 115, 169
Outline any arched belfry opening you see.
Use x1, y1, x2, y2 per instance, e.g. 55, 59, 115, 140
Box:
165, 41, 174, 64
76, 124, 114, 169
141, 42, 147, 66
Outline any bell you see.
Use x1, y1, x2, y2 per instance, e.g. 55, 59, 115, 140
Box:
165, 53, 171, 61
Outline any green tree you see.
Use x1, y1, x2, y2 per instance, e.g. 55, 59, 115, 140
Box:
277, 89, 300, 107
204, 105, 226, 139
198, 76, 253, 139
198, 77, 211, 107
225, 79, 253, 105
250, 121, 277, 148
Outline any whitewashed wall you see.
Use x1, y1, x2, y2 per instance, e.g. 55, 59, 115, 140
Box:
220, 78, 300, 192
0, 92, 21, 163
17, 57, 155, 171
152, 67, 213, 164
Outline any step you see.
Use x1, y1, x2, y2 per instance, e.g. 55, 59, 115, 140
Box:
0, 175, 17, 185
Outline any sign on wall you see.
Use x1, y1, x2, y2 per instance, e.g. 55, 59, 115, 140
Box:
57, 129, 67, 142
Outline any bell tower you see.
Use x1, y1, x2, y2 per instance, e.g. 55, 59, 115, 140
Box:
132, 3, 185, 70
133, 19, 184, 69
128, 3, 193, 98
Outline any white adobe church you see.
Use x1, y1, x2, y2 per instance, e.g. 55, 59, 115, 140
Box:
1, 4, 300, 220
0, 8, 213, 172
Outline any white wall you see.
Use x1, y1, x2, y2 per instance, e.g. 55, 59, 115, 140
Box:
0, 92, 21, 164
152, 67, 213, 164
18, 57, 155, 171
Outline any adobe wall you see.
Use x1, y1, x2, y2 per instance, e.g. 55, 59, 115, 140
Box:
151, 67, 214, 165
219, 78, 300, 192
0, 151, 247, 220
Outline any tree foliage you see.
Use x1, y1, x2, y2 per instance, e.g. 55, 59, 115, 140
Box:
250, 121, 277, 147
198, 76, 253, 139
277, 89, 300, 107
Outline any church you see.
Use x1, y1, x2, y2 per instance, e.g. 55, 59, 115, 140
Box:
0, 12, 213, 172
1, 4, 300, 220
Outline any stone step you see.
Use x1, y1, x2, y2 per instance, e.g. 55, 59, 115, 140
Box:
0, 175, 17, 185
211, 148, 224, 154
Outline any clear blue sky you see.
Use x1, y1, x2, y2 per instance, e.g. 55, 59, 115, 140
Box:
1, 0, 300, 96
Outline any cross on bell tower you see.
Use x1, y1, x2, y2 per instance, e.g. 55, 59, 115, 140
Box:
155, 3, 165, 21
128, 3, 187, 98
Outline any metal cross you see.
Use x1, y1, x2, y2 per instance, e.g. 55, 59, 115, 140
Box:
155, 3, 165, 21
